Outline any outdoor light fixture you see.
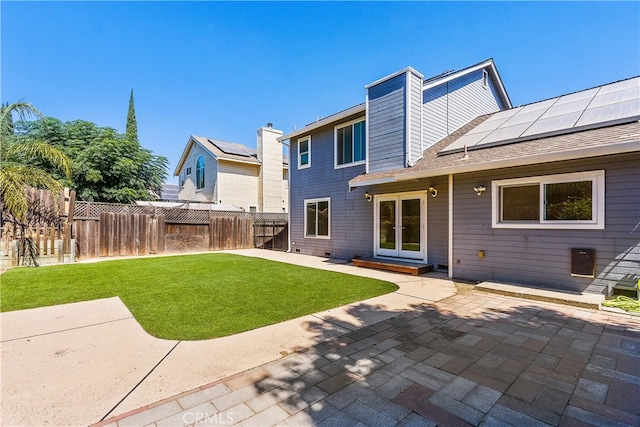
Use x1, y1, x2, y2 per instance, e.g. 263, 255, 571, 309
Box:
364, 192, 372, 202
428, 186, 438, 198
474, 185, 486, 196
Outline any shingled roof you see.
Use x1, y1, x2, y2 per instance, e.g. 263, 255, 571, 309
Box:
349, 118, 640, 188
350, 75, 640, 188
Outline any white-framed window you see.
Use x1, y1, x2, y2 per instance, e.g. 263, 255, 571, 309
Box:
179, 172, 185, 188
249, 206, 257, 213
334, 118, 366, 168
492, 170, 605, 229
298, 136, 310, 169
304, 198, 330, 238
196, 156, 205, 190
482, 69, 489, 89
186, 166, 192, 176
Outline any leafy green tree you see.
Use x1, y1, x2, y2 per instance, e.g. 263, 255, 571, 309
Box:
0, 102, 71, 221
15, 116, 168, 204
126, 89, 138, 142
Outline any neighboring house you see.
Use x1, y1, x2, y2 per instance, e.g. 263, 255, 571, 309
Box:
174, 124, 289, 213
279, 58, 640, 295
159, 184, 179, 201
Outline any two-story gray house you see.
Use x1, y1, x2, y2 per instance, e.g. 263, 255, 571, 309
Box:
279, 59, 640, 295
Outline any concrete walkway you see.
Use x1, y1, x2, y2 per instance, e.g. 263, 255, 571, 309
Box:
0, 250, 457, 426
2, 249, 638, 426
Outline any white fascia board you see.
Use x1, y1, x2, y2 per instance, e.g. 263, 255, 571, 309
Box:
365, 67, 424, 89
173, 137, 197, 176
348, 175, 397, 190
278, 104, 366, 142
422, 60, 512, 109
401, 140, 640, 181
349, 139, 639, 187
217, 157, 261, 166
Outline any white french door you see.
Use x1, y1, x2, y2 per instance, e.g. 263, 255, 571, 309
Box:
374, 192, 426, 261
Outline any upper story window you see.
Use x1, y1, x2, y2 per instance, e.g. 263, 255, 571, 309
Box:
482, 70, 489, 89
335, 118, 366, 168
298, 136, 310, 169
179, 172, 185, 188
186, 166, 192, 176
196, 156, 205, 190
492, 170, 605, 229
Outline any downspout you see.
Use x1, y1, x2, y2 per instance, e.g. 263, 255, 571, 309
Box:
448, 173, 453, 279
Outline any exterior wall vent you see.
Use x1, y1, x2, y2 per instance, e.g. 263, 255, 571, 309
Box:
570, 248, 596, 277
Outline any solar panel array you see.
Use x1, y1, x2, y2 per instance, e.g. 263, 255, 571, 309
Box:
209, 139, 257, 157
439, 76, 640, 155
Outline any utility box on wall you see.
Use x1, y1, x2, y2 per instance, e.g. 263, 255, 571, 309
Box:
571, 248, 596, 277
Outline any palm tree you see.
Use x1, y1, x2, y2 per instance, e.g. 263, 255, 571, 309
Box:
0, 101, 71, 221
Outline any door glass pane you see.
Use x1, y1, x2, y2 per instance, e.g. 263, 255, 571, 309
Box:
402, 199, 421, 251
379, 200, 396, 250
545, 181, 592, 220
502, 185, 539, 221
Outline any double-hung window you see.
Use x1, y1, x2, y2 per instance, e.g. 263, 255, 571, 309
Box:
335, 119, 366, 168
298, 136, 310, 169
492, 170, 604, 229
304, 198, 330, 238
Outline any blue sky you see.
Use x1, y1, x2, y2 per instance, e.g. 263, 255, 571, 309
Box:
2, 2, 639, 183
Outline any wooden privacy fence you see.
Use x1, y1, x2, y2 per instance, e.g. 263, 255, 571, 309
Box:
209, 216, 253, 250
73, 213, 256, 259
73, 213, 166, 258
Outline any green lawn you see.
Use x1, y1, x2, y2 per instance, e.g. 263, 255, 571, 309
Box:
0, 253, 398, 340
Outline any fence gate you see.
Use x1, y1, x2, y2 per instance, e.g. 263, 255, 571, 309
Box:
253, 215, 288, 251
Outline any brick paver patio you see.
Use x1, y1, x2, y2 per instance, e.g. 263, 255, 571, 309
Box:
97, 290, 640, 427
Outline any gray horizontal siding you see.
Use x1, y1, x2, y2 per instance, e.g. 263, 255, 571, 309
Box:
368, 74, 406, 173
289, 114, 372, 260
409, 72, 423, 164
423, 69, 503, 150
451, 153, 640, 294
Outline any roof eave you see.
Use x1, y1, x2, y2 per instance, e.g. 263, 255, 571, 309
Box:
349, 140, 639, 188
278, 104, 366, 142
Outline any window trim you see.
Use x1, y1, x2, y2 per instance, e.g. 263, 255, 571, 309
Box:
491, 170, 605, 229
304, 197, 330, 239
482, 69, 489, 89
195, 156, 205, 190
334, 118, 366, 169
185, 166, 192, 176
298, 136, 311, 170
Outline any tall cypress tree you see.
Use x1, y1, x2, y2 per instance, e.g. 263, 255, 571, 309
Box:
125, 89, 138, 142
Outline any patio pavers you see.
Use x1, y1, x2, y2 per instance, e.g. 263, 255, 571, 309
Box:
97, 290, 640, 427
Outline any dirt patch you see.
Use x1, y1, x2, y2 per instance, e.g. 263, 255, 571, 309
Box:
454, 281, 477, 295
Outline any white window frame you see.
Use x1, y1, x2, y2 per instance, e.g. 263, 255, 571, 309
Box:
334, 118, 366, 169
298, 136, 311, 170
482, 69, 489, 89
492, 170, 605, 229
185, 166, 192, 176
304, 197, 330, 239
179, 172, 185, 188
